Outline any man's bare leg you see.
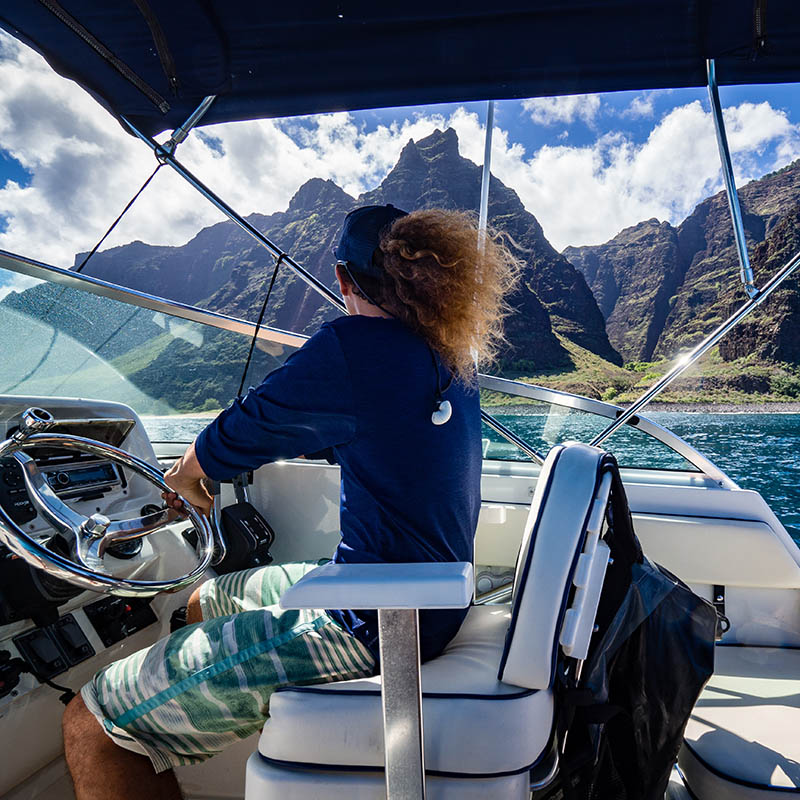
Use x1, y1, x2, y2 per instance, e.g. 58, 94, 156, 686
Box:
63, 694, 182, 800
186, 586, 203, 624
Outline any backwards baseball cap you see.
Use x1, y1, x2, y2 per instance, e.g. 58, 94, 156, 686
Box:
334, 204, 408, 279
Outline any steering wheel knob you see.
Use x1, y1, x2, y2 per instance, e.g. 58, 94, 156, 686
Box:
81, 513, 111, 538
15, 408, 55, 441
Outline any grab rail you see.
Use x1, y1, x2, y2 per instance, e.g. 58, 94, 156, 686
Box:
478, 374, 735, 487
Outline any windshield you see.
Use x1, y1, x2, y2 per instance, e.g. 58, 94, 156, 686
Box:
0, 264, 302, 439
2, 37, 800, 539
480, 398, 698, 472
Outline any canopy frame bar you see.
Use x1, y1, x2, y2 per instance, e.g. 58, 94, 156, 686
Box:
121, 115, 347, 313
478, 100, 495, 246
707, 59, 758, 299
590, 246, 800, 447
162, 94, 217, 156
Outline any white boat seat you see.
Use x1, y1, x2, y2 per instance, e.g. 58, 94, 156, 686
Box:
679, 646, 800, 798
246, 442, 613, 798
258, 605, 553, 775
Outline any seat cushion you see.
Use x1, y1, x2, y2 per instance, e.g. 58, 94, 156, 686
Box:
499, 442, 607, 690
246, 753, 531, 800
258, 605, 554, 777
680, 646, 800, 795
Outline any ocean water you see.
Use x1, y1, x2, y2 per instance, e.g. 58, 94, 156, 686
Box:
142, 411, 800, 544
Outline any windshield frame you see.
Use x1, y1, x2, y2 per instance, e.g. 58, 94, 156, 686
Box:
479, 374, 736, 488
0, 248, 306, 351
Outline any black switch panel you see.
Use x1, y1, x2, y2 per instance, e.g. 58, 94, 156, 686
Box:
52, 614, 95, 665
12, 613, 95, 680
84, 597, 157, 648
14, 628, 67, 680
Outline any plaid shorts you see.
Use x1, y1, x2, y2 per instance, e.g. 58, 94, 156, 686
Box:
81, 562, 375, 772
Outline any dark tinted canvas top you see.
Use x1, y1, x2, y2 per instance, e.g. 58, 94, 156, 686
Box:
1, 1, 799, 137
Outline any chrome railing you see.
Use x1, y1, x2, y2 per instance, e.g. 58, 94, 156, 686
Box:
479, 374, 736, 487
0, 248, 306, 349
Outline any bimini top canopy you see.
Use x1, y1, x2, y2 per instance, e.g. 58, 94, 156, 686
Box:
1, 1, 798, 138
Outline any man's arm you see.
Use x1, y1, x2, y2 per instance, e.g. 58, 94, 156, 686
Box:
162, 440, 213, 516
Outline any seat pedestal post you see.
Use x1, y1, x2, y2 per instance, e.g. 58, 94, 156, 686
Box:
377, 608, 426, 800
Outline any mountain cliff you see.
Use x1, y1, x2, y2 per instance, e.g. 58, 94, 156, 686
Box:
73, 128, 619, 374
564, 219, 683, 362
718, 204, 800, 366
565, 159, 800, 365
2, 128, 620, 410
360, 129, 620, 370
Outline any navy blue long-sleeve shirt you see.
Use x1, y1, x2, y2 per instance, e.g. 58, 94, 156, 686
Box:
194, 315, 481, 660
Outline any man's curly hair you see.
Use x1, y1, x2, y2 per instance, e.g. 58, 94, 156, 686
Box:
343, 208, 521, 384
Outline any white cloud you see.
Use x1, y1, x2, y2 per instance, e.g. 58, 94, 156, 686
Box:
2, 28, 800, 273
0, 32, 445, 269
522, 94, 602, 126
462, 100, 800, 249
623, 94, 655, 119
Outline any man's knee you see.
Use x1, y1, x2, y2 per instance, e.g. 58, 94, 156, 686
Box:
186, 586, 203, 624
63, 694, 97, 744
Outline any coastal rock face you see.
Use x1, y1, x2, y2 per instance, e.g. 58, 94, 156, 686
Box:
362, 129, 620, 370
719, 204, 800, 365
563, 219, 682, 362
71, 128, 620, 374
566, 159, 800, 363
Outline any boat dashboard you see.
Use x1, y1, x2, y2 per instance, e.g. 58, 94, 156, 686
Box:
0, 396, 201, 737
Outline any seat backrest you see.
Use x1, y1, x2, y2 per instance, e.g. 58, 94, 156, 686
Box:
498, 442, 612, 690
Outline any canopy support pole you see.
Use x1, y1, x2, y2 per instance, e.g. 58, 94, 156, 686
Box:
162, 95, 217, 156
120, 115, 347, 312
478, 101, 495, 248
706, 59, 758, 299
590, 247, 800, 448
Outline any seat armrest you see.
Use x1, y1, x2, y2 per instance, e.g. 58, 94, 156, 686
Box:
279, 562, 474, 610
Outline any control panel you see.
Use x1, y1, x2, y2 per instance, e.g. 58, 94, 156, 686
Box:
0, 458, 35, 524
83, 597, 157, 649
4, 599, 157, 685
13, 613, 94, 680
0, 453, 123, 526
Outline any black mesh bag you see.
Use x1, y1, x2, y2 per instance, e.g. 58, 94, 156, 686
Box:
537, 455, 718, 800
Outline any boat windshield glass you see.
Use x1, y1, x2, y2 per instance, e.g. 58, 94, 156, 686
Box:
0, 265, 301, 441
480, 390, 699, 471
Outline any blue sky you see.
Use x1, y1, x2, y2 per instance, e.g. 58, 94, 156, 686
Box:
1, 27, 800, 284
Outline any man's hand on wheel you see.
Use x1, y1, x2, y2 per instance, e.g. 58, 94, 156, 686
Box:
162, 441, 213, 517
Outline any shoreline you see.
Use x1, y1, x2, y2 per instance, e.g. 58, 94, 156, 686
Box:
622, 401, 800, 413
484, 401, 800, 414
146, 402, 800, 418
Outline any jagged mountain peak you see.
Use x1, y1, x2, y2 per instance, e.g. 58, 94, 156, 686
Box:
360, 128, 620, 367
288, 178, 354, 212
415, 127, 460, 157
41, 125, 619, 386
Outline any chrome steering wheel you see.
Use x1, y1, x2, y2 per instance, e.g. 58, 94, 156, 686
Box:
0, 408, 214, 597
